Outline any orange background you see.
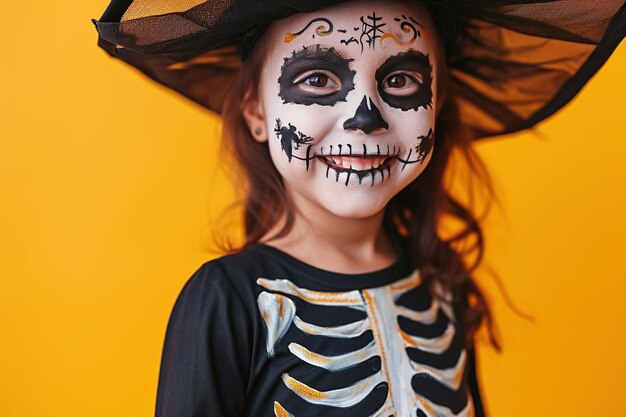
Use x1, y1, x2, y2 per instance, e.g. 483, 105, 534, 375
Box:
1, 2, 625, 416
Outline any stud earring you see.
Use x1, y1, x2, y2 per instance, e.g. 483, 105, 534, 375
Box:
254, 127, 262, 136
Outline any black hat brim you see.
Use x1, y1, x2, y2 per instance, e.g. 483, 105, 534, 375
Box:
93, 0, 626, 141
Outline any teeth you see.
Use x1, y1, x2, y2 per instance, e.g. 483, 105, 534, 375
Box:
323, 155, 391, 171
351, 159, 363, 170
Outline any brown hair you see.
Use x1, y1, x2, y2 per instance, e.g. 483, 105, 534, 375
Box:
219, 12, 499, 350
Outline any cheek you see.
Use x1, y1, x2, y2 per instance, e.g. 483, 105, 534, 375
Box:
386, 107, 435, 145
263, 95, 352, 145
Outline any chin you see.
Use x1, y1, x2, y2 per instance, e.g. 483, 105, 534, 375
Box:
279, 159, 425, 219
318, 193, 392, 219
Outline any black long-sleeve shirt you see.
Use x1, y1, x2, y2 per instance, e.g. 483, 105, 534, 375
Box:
156, 243, 486, 417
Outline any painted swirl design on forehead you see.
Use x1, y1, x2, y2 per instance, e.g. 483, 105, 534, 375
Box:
381, 15, 423, 47
277, 45, 356, 107
284, 17, 333, 43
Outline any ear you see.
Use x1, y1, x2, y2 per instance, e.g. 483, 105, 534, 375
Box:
242, 85, 269, 143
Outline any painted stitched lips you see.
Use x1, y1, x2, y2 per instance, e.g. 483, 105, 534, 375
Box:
317, 145, 399, 186
273, 117, 433, 187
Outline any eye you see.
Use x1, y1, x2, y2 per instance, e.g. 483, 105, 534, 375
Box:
293, 70, 341, 95
382, 72, 422, 96
304, 73, 334, 88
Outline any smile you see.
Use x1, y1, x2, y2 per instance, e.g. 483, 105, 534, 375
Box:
317, 154, 396, 172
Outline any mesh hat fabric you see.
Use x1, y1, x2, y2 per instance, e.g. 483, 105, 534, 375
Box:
93, 0, 626, 141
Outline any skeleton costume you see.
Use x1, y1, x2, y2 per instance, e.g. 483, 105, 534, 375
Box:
92, 1, 626, 416
154, 240, 483, 417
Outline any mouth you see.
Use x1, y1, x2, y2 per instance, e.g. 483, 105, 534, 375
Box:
317, 154, 396, 172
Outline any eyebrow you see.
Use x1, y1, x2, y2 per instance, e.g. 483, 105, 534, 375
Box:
281, 44, 353, 68
375, 49, 431, 77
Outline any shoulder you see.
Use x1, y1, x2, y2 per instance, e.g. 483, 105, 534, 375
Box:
187, 245, 267, 288
176, 245, 270, 319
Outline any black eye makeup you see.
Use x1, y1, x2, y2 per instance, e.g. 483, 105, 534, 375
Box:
278, 45, 356, 106
375, 50, 433, 111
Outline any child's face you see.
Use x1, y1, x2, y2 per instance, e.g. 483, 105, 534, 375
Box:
251, 0, 439, 219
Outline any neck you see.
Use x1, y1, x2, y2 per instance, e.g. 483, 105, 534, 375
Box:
259, 186, 398, 274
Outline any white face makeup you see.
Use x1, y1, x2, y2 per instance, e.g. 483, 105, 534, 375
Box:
252, 0, 439, 219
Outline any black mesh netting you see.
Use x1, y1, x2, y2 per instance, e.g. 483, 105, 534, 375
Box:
93, 0, 626, 140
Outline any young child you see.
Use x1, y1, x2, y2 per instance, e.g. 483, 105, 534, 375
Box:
92, 1, 626, 416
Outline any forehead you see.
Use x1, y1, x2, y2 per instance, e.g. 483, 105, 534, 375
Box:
265, 1, 436, 65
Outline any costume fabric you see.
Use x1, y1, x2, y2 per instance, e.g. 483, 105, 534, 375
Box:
155, 244, 486, 417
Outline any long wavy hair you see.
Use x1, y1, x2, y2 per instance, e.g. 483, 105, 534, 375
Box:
218, 10, 499, 350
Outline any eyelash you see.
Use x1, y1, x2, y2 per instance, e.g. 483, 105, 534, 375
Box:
291, 69, 422, 96
382, 71, 422, 92
293, 70, 340, 92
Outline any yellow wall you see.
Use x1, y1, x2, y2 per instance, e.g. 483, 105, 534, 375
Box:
1, 1, 624, 416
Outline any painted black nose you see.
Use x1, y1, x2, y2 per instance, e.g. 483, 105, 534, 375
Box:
343, 95, 389, 134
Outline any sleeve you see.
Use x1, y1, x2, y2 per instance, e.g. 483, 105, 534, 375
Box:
155, 260, 254, 417
467, 347, 487, 417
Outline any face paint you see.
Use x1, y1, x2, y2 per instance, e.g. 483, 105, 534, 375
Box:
274, 119, 314, 165
317, 143, 399, 186
343, 95, 389, 133
380, 15, 422, 47
325, 158, 391, 186
415, 127, 434, 163
277, 45, 356, 106
375, 50, 433, 111
397, 128, 434, 171
283, 17, 334, 43
340, 36, 359, 46
256, 1, 439, 217
359, 12, 386, 52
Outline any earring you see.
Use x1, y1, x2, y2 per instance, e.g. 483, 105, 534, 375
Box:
254, 127, 262, 136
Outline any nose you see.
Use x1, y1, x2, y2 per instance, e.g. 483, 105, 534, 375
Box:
343, 95, 389, 134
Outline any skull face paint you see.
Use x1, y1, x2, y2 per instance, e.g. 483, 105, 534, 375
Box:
254, 0, 440, 219
375, 50, 433, 111
278, 45, 356, 106
343, 95, 389, 133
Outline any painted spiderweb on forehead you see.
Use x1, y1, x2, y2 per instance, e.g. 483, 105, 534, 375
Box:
93, 0, 626, 140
